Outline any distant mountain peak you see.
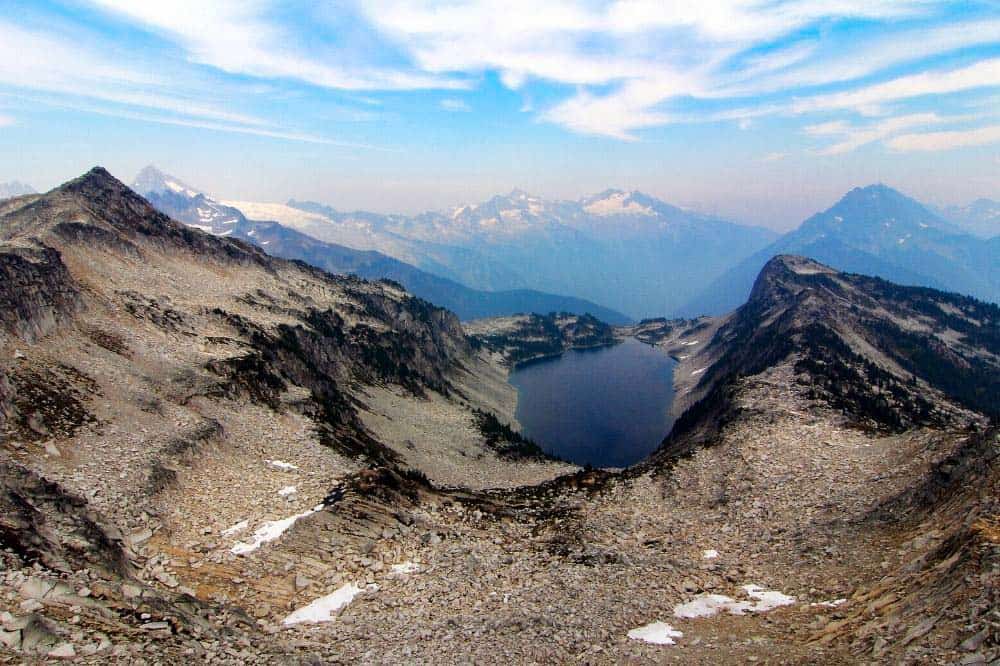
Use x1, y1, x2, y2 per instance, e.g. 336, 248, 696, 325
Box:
0, 180, 35, 199
133, 165, 199, 198
809, 183, 948, 235
582, 189, 656, 216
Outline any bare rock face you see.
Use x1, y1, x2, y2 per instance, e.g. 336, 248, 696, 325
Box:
659, 254, 998, 457
0, 246, 82, 343
0, 461, 130, 576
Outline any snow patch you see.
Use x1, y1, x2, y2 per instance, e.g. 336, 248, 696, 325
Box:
389, 561, 421, 575
165, 180, 195, 196
221, 520, 249, 537
674, 594, 751, 618
691, 367, 709, 376
811, 598, 847, 608
282, 583, 364, 625
681, 340, 700, 346
742, 584, 796, 612
231, 504, 323, 555
584, 192, 654, 216
674, 584, 795, 619
627, 621, 683, 645
278, 485, 297, 497
266, 460, 297, 471
702, 549, 719, 559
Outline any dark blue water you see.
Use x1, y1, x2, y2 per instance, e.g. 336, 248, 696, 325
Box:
508, 338, 676, 468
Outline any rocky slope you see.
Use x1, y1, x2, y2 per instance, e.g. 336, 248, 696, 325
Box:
0, 168, 571, 661
664, 254, 996, 454
0, 172, 997, 663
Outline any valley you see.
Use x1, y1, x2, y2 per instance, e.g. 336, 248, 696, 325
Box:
0, 169, 997, 664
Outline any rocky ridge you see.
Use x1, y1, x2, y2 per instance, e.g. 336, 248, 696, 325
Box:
0, 171, 996, 663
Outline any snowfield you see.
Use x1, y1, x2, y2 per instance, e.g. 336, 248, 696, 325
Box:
231, 505, 323, 555
282, 583, 366, 625
627, 621, 683, 645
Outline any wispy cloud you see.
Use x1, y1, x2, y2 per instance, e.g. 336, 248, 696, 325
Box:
792, 59, 1000, 116
359, 0, 991, 139
761, 151, 788, 162
720, 19, 1000, 98
0, 18, 389, 148
887, 124, 1000, 152
440, 98, 471, 112
0, 113, 14, 127
8, 0, 1000, 150
88, 1, 464, 91
805, 113, 953, 155
0, 21, 268, 127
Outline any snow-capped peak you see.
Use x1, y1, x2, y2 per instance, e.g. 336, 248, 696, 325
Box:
133, 165, 199, 199
583, 189, 654, 216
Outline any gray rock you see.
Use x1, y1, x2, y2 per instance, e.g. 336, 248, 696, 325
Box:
960, 629, 987, 652
47, 642, 76, 659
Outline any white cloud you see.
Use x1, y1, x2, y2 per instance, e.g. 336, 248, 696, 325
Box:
761, 151, 788, 162
806, 113, 950, 154
886, 125, 1000, 152
360, 0, 961, 138
28, 0, 1000, 142
440, 98, 471, 112
0, 19, 385, 148
0, 21, 267, 127
792, 59, 1000, 115
88, 0, 462, 91
720, 19, 1000, 97
542, 76, 693, 140
0, 114, 13, 127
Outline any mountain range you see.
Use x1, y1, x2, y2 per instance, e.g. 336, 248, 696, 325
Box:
132, 166, 999, 323
0, 181, 35, 199
0, 167, 996, 662
936, 198, 1000, 239
683, 184, 1000, 316
273, 189, 779, 319
133, 166, 629, 324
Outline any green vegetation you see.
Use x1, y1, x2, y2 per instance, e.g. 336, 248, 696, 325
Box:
472, 409, 552, 460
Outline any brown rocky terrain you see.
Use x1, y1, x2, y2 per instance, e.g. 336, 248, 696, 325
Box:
0, 170, 997, 664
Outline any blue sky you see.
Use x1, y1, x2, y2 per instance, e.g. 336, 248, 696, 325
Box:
0, 0, 997, 229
